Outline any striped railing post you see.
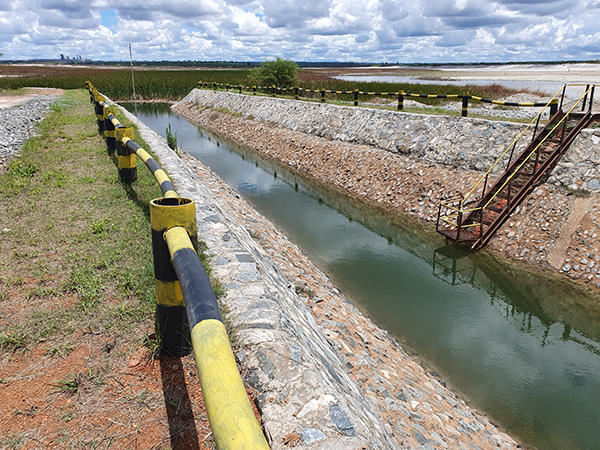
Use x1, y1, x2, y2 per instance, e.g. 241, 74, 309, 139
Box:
321, 90, 326, 102
149, 197, 197, 356
272, 85, 276, 96
93, 91, 106, 133
462, 96, 469, 117
550, 98, 559, 116
253, 85, 256, 95
398, 91, 404, 110
103, 107, 117, 153
295, 86, 299, 99
353, 89, 359, 106
116, 127, 137, 183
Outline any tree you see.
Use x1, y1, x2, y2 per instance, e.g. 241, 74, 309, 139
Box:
249, 57, 299, 88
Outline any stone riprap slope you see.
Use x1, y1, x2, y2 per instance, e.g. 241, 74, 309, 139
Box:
115, 103, 521, 449
174, 101, 600, 292
0, 96, 60, 167
182, 90, 600, 192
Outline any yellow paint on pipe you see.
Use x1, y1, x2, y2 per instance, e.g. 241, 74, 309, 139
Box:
165, 227, 197, 258
149, 197, 196, 237
191, 320, 270, 450
154, 170, 170, 186
155, 279, 184, 307
104, 129, 116, 138
136, 148, 152, 163
164, 190, 179, 198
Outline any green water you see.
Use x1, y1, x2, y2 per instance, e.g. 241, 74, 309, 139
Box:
126, 102, 600, 450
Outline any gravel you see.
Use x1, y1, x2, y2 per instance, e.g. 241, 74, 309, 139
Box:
0, 96, 59, 166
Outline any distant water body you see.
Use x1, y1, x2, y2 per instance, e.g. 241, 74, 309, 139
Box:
333, 75, 582, 98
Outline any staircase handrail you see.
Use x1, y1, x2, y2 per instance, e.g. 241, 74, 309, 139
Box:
479, 84, 595, 212
460, 87, 565, 208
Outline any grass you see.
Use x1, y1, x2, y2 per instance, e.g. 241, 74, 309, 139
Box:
0, 90, 165, 354
1, 64, 533, 103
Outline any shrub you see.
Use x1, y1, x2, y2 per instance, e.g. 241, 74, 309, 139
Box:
249, 58, 299, 88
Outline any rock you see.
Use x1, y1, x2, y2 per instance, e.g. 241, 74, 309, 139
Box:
299, 428, 327, 445
330, 405, 357, 436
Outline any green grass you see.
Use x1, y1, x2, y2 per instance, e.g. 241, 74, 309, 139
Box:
0, 89, 226, 358
0, 90, 163, 353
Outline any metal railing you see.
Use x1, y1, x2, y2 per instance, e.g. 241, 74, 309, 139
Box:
85, 81, 270, 450
437, 84, 596, 243
197, 81, 558, 117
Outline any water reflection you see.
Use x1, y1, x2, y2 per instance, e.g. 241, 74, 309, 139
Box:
124, 102, 600, 450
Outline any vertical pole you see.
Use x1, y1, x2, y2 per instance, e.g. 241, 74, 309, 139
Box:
398, 92, 404, 110
321, 90, 326, 102
93, 92, 105, 134
213, 82, 217, 91
272, 85, 276, 96
353, 90, 359, 106
295, 87, 299, 100
149, 197, 198, 356
239, 85, 242, 94
549, 98, 558, 116
129, 43, 137, 116
253, 85, 256, 95
116, 127, 137, 183
462, 96, 469, 117
103, 107, 117, 154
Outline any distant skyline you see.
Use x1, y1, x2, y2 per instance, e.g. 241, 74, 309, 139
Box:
1, 0, 599, 63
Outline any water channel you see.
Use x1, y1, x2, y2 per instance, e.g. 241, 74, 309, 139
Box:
125, 103, 600, 450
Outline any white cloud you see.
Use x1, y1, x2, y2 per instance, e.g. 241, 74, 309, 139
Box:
0, 0, 597, 62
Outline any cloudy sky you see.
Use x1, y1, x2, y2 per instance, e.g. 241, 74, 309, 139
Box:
1, 0, 599, 62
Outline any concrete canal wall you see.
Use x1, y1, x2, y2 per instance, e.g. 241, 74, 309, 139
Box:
183, 89, 600, 192
116, 103, 521, 449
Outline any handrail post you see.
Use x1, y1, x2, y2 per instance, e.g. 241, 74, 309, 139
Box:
321, 90, 326, 102
549, 98, 559, 116
253, 85, 256, 95
116, 127, 137, 183
103, 107, 117, 154
272, 85, 276, 96
149, 197, 197, 356
461, 95, 469, 117
456, 210, 462, 241
559, 85, 566, 110
398, 91, 404, 110
93, 92, 106, 133
295, 86, 299, 99
353, 89, 359, 106
582, 85, 590, 111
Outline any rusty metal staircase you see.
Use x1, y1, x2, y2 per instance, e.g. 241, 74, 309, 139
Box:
436, 84, 597, 250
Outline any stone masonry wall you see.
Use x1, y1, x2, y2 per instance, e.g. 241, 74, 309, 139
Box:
183, 89, 600, 191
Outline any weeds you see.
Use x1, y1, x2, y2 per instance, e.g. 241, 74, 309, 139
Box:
53, 367, 106, 397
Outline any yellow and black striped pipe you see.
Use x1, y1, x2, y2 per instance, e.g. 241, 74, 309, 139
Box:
150, 198, 198, 356
198, 81, 560, 116
124, 137, 178, 198
164, 226, 270, 449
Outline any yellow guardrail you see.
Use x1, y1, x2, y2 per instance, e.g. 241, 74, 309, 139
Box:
197, 81, 559, 117
85, 81, 270, 450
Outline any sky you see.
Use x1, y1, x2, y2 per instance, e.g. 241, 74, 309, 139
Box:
0, 0, 599, 63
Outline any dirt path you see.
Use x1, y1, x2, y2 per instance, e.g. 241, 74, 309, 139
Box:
0, 88, 64, 108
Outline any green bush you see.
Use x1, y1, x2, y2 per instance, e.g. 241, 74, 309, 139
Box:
249, 58, 298, 88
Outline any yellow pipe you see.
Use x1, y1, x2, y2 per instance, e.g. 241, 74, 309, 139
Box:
191, 319, 270, 450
